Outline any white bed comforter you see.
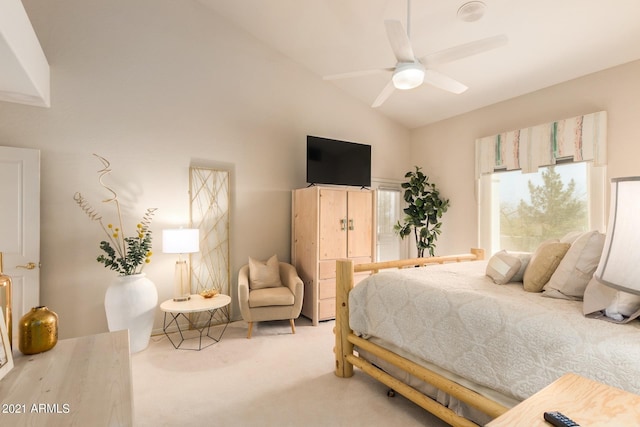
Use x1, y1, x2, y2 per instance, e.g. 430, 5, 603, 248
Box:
349, 260, 640, 401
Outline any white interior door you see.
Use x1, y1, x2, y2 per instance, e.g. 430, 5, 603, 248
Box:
0, 146, 40, 352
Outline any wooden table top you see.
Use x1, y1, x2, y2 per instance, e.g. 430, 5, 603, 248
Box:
160, 293, 230, 313
487, 373, 640, 427
0, 330, 133, 426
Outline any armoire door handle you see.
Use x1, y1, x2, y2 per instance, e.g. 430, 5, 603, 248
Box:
348, 219, 354, 230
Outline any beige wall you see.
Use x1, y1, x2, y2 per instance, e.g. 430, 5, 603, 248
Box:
411, 59, 640, 256
0, 0, 411, 339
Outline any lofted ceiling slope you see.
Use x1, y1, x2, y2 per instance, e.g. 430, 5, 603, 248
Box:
198, 0, 640, 129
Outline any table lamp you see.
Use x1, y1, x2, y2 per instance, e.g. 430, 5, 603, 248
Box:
162, 228, 200, 301
594, 176, 640, 295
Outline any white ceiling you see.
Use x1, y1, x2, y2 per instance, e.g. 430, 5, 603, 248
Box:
198, 0, 640, 129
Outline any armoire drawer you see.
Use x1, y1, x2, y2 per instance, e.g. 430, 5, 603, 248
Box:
319, 257, 373, 280
319, 279, 336, 299
318, 298, 336, 321
319, 260, 336, 279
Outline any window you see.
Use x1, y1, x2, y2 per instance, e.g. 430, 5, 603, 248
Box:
478, 161, 606, 254
475, 112, 608, 255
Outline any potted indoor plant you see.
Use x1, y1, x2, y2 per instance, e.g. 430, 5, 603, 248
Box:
74, 154, 158, 353
394, 166, 449, 258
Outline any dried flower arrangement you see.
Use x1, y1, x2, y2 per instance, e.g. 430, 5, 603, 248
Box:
74, 155, 157, 276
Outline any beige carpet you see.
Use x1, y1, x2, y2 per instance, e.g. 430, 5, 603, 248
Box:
132, 317, 450, 426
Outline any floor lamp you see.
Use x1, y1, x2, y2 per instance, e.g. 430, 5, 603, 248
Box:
162, 228, 200, 301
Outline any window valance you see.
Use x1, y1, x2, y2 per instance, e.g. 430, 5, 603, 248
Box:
475, 111, 607, 179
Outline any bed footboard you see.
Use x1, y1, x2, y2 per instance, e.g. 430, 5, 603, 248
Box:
334, 249, 509, 427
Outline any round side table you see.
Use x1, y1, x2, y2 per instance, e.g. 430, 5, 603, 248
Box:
160, 294, 231, 350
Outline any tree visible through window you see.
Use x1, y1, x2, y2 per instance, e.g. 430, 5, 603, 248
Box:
495, 163, 589, 252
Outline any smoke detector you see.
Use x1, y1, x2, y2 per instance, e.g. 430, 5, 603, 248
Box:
457, 1, 487, 22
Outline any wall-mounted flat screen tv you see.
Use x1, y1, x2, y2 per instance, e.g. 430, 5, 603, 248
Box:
306, 135, 371, 187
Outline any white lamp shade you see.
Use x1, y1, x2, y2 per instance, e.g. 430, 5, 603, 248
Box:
595, 177, 640, 294
162, 228, 200, 254
392, 63, 425, 90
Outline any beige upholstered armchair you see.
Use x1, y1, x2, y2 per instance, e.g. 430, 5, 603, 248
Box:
238, 256, 304, 338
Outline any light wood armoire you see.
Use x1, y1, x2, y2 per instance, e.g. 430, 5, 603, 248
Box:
292, 186, 375, 325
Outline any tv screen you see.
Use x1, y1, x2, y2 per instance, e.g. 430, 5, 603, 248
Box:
306, 136, 371, 187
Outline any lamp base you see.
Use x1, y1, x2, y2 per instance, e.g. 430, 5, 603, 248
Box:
173, 260, 191, 302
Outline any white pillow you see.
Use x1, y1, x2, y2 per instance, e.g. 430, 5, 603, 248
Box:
509, 252, 532, 282
543, 231, 605, 300
486, 251, 522, 285
248, 255, 283, 290
583, 276, 640, 323
605, 292, 640, 322
560, 230, 583, 244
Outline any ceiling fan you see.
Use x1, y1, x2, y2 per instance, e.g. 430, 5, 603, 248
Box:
323, 0, 508, 108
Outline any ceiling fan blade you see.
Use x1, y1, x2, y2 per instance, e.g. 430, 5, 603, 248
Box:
385, 20, 415, 63
372, 79, 396, 108
420, 34, 508, 66
323, 67, 394, 81
423, 69, 468, 94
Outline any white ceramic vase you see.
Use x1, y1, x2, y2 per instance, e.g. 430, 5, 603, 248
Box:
104, 273, 158, 353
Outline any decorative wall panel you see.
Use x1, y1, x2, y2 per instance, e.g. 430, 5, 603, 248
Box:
190, 167, 230, 324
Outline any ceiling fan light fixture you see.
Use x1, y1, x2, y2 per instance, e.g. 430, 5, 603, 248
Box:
392, 63, 425, 90
457, 1, 486, 22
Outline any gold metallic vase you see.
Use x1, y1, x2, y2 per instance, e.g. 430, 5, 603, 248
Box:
0, 252, 12, 348
19, 306, 59, 355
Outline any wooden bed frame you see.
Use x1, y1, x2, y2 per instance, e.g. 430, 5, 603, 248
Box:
334, 249, 511, 427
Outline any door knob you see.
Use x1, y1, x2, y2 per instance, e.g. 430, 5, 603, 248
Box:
16, 262, 37, 270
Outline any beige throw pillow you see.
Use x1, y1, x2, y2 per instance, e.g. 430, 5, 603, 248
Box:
486, 250, 522, 285
248, 255, 283, 290
523, 241, 571, 292
543, 231, 605, 300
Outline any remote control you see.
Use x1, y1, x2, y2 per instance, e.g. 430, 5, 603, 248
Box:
543, 411, 580, 427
